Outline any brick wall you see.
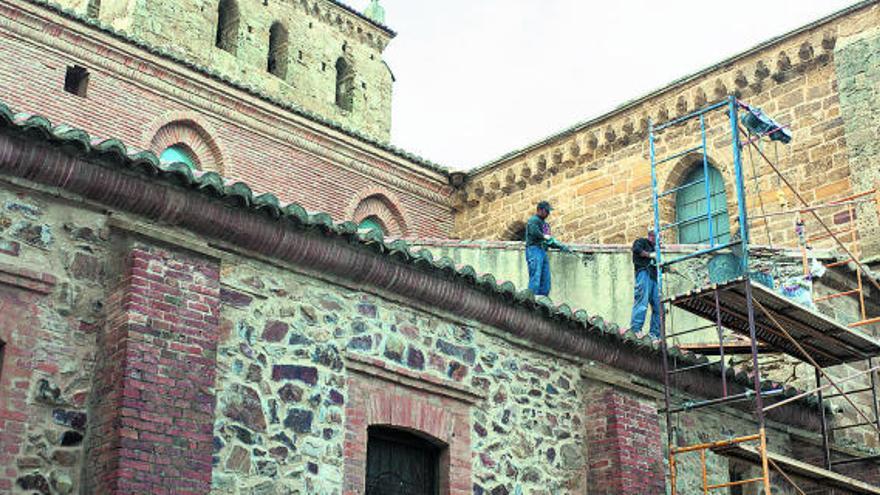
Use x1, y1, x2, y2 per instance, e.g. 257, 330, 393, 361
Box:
0, 278, 52, 493
584, 381, 665, 495
453, 3, 880, 261
85, 243, 220, 494
0, 0, 453, 239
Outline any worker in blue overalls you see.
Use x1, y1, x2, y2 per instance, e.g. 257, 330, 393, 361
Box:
524, 201, 570, 296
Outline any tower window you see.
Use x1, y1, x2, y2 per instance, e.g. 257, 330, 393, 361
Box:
215, 0, 240, 54
64, 66, 89, 97
86, 0, 101, 18
268, 22, 289, 78
335, 57, 354, 111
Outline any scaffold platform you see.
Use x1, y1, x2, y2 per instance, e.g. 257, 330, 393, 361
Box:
649, 96, 880, 494
669, 277, 880, 367
713, 444, 880, 495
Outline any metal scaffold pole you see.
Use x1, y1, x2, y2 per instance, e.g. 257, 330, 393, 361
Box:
648, 95, 880, 495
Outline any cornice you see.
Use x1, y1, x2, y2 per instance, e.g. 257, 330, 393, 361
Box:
0, 105, 824, 430
463, 0, 878, 193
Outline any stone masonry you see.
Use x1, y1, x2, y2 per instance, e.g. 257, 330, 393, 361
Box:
52, 0, 396, 142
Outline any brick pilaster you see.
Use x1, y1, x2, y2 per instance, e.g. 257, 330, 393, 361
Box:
85, 244, 220, 494
585, 382, 665, 495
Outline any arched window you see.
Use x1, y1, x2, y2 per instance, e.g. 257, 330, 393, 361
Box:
86, 0, 100, 18
160, 144, 199, 170
335, 57, 354, 111
215, 0, 240, 54
358, 216, 386, 235
268, 22, 289, 78
675, 163, 730, 245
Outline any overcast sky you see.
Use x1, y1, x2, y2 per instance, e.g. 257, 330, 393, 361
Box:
347, 1, 858, 170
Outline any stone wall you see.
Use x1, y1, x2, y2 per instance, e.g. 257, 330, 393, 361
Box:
50, 0, 396, 141
212, 257, 588, 494
0, 0, 453, 238
413, 240, 830, 337
2, 115, 878, 495
0, 184, 107, 494
835, 22, 880, 259
452, 2, 880, 262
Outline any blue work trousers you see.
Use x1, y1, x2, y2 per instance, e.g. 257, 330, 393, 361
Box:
526, 246, 551, 296
630, 269, 660, 338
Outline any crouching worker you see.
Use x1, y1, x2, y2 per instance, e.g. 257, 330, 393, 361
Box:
524, 201, 571, 297
630, 226, 661, 339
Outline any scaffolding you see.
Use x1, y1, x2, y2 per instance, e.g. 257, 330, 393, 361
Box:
649, 96, 880, 494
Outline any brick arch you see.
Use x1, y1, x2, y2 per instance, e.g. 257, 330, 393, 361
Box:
346, 187, 410, 237
145, 112, 225, 174
343, 368, 472, 495
503, 219, 527, 241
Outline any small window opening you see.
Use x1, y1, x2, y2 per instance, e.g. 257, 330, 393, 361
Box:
335, 57, 354, 111
160, 144, 199, 170
215, 0, 240, 54
298, 50, 303, 61
86, 0, 101, 18
64, 66, 89, 97
267, 22, 289, 78
321, 62, 327, 72
728, 461, 747, 495
358, 216, 386, 236
506, 221, 526, 242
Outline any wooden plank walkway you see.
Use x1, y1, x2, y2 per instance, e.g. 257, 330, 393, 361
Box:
713, 444, 880, 494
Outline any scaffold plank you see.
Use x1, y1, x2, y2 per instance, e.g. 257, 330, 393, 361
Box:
668, 278, 880, 366
713, 444, 880, 494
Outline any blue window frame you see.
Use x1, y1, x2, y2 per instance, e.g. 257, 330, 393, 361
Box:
675, 164, 730, 245
160, 145, 198, 170
358, 216, 385, 235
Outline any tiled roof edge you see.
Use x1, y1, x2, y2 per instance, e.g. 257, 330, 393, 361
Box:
0, 99, 822, 413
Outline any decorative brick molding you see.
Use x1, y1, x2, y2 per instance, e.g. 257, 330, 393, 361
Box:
84, 243, 221, 494
146, 112, 226, 174
0, 262, 57, 294
584, 380, 666, 495
352, 195, 407, 236
343, 354, 473, 495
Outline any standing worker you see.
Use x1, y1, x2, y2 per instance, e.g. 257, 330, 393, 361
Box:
630, 226, 661, 339
524, 201, 570, 296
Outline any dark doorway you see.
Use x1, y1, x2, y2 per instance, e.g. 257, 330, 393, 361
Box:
365, 426, 441, 495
